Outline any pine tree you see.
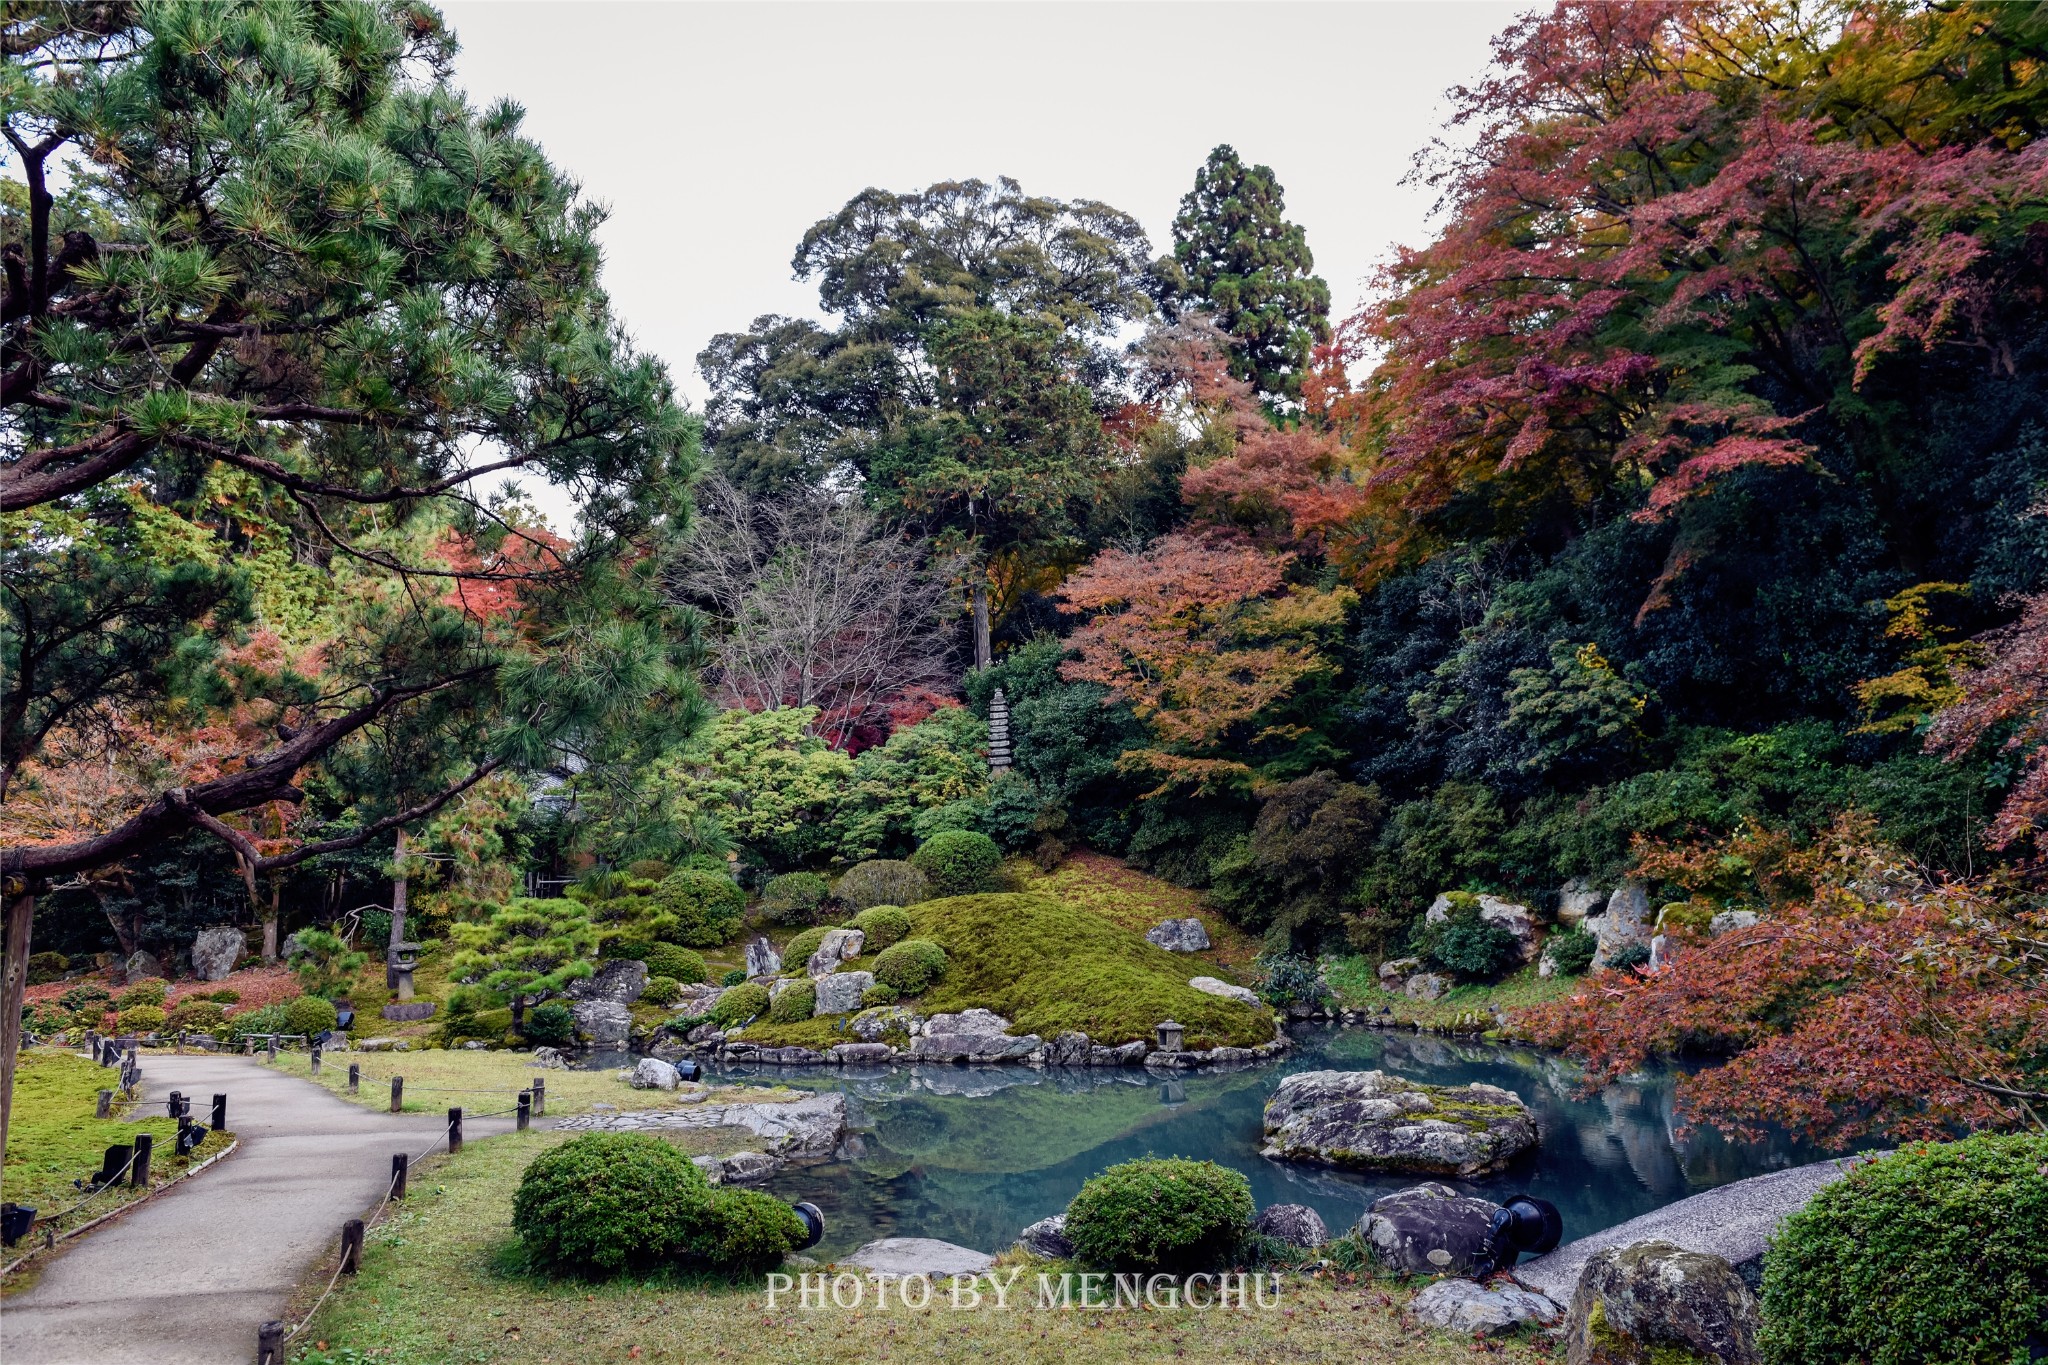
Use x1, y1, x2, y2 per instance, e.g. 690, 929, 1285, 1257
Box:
1161, 146, 1331, 405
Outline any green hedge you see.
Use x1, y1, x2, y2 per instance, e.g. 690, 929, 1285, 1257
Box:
761, 872, 832, 927
1065, 1158, 1253, 1273
1761, 1134, 2048, 1365
910, 831, 1002, 897
873, 938, 948, 995
850, 905, 912, 950
769, 979, 816, 1023
283, 995, 339, 1037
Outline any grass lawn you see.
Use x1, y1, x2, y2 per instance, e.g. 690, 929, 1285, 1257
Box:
261, 1048, 800, 1117
2, 1047, 232, 1251
289, 1128, 1540, 1365
1324, 958, 1578, 1031
1009, 852, 1262, 973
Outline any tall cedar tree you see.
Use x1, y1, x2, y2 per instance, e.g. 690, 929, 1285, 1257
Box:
0, 1, 705, 1151
1160, 146, 1331, 406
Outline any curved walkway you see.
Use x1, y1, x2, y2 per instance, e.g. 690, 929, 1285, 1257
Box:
3, 1052, 524, 1365
1511, 1153, 1879, 1301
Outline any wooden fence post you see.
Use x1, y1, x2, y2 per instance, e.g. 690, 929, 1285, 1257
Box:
389, 1076, 403, 1113
340, 1217, 365, 1274
348, 1062, 360, 1093
267, 1034, 277, 1062
310, 1044, 322, 1076
96, 1089, 112, 1119
516, 1091, 530, 1131
256, 1320, 284, 1365
531, 1076, 545, 1116
390, 1152, 408, 1200
211, 1093, 227, 1131
447, 1106, 462, 1155
130, 1132, 152, 1188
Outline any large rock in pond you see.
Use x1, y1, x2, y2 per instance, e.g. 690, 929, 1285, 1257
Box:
1427, 893, 1541, 964
1562, 1240, 1760, 1365
1252, 1203, 1328, 1248
190, 927, 244, 982
1360, 1182, 1502, 1276
570, 999, 632, 1047
1261, 1070, 1538, 1177
1407, 1279, 1562, 1337
812, 971, 874, 1016
806, 928, 865, 976
744, 935, 782, 979
1146, 917, 1211, 952
910, 1008, 1041, 1062
566, 959, 647, 1005
1018, 1214, 1074, 1259
1189, 975, 1260, 1007
1593, 884, 1652, 970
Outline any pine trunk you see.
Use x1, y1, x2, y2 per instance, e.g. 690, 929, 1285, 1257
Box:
0, 885, 35, 1165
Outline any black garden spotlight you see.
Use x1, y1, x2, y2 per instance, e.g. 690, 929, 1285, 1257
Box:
1479, 1193, 1562, 1274
789, 1201, 825, 1252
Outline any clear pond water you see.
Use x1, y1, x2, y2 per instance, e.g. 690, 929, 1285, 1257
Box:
704, 1025, 1848, 1261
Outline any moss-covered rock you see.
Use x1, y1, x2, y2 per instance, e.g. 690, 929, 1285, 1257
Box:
1260, 1069, 1538, 1176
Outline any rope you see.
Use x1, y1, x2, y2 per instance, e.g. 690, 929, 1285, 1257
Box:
36, 1146, 139, 1227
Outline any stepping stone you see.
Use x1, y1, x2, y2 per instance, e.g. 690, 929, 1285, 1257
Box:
841, 1237, 993, 1276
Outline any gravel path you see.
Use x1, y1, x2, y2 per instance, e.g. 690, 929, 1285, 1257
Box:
1511, 1153, 1879, 1301
3, 1052, 523, 1365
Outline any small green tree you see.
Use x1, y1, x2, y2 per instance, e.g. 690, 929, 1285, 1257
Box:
286, 929, 367, 999
449, 899, 598, 1034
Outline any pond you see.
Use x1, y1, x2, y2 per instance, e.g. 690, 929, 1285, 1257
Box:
705, 1024, 1853, 1261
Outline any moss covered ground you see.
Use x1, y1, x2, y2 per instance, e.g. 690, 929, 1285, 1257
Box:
1, 1048, 232, 1252
288, 1127, 1537, 1365
1323, 957, 1577, 1032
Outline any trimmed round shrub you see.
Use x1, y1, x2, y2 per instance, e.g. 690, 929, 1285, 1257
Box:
602, 936, 656, 964
849, 905, 911, 951
781, 927, 830, 969
625, 858, 672, 881
512, 1132, 712, 1274
860, 984, 900, 1008
117, 979, 168, 1008
654, 869, 746, 947
910, 831, 1002, 897
524, 1002, 576, 1046
208, 988, 241, 1004
1064, 1158, 1254, 1273
710, 982, 770, 1027
1760, 1133, 2048, 1365
283, 994, 339, 1037
769, 979, 816, 1023
645, 943, 706, 984
26, 951, 68, 985
60, 983, 111, 1012
836, 859, 930, 910
114, 1003, 166, 1033
761, 872, 832, 927
167, 999, 226, 1031
643, 976, 682, 1007
1543, 926, 1597, 976
872, 938, 948, 995
691, 1187, 809, 1272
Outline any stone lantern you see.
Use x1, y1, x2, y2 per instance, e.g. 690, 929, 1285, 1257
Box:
1154, 1019, 1184, 1052
389, 942, 421, 1001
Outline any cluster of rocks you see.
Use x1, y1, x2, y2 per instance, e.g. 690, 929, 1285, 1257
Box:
555, 1089, 850, 1186
1261, 1069, 1540, 1177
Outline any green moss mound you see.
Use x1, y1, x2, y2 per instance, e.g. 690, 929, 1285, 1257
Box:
872, 938, 948, 994
769, 979, 816, 1023
644, 943, 707, 984
911, 831, 1002, 896
711, 982, 770, 1027
906, 893, 1271, 1049
1760, 1133, 2048, 1365
654, 870, 746, 947
849, 905, 912, 950
643, 975, 682, 1006
780, 927, 830, 970
1065, 1157, 1254, 1273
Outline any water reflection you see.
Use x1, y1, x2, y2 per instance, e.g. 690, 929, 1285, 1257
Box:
703, 1024, 1850, 1260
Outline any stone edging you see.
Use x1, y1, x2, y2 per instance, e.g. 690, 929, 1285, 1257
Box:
0, 1137, 240, 1280
676, 1016, 1295, 1070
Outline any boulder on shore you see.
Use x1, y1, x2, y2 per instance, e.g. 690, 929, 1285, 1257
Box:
1146, 917, 1211, 952
1017, 1215, 1075, 1259
1189, 975, 1260, 1007
1562, 1240, 1760, 1365
1593, 884, 1652, 970
910, 1008, 1040, 1062
570, 999, 632, 1047
1262, 1070, 1538, 1177
1406, 1279, 1562, 1337
1426, 893, 1540, 964
1404, 972, 1448, 1001
812, 971, 875, 1016
630, 1057, 681, 1090
190, 927, 244, 982
806, 928, 865, 976
567, 959, 648, 1005
1252, 1203, 1328, 1248
1361, 1182, 1502, 1276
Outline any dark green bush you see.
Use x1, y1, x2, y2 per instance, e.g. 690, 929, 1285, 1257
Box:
625, 858, 672, 881
849, 905, 911, 950
1544, 926, 1598, 976
1412, 895, 1520, 981
1252, 953, 1325, 1008
768, 979, 816, 1023
872, 938, 948, 995
719, 968, 747, 987
1064, 1157, 1254, 1273
224, 1002, 290, 1042
1761, 1134, 2048, 1365
644, 943, 706, 984
710, 982, 770, 1027
1605, 941, 1651, 972
836, 859, 930, 910
283, 995, 339, 1036
643, 975, 682, 1006
860, 984, 900, 1007
524, 1002, 576, 1046
780, 927, 830, 969
761, 872, 832, 927
208, 988, 241, 1004
602, 936, 656, 963
688, 1188, 809, 1272
26, 951, 68, 985
653, 870, 746, 946
59, 983, 110, 1012
512, 1132, 711, 1274
910, 830, 1002, 897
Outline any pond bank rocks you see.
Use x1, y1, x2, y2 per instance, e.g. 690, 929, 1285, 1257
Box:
1261, 1069, 1538, 1176
1407, 1279, 1562, 1337
1560, 1240, 1761, 1365
910, 1009, 1042, 1063
1361, 1182, 1502, 1275
555, 1091, 847, 1163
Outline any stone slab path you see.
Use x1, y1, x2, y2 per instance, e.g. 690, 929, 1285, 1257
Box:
1511, 1153, 1879, 1302
4, 1052, 524, 1365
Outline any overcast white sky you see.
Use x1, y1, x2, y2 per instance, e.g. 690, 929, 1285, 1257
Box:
441, 0, 1522, 413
